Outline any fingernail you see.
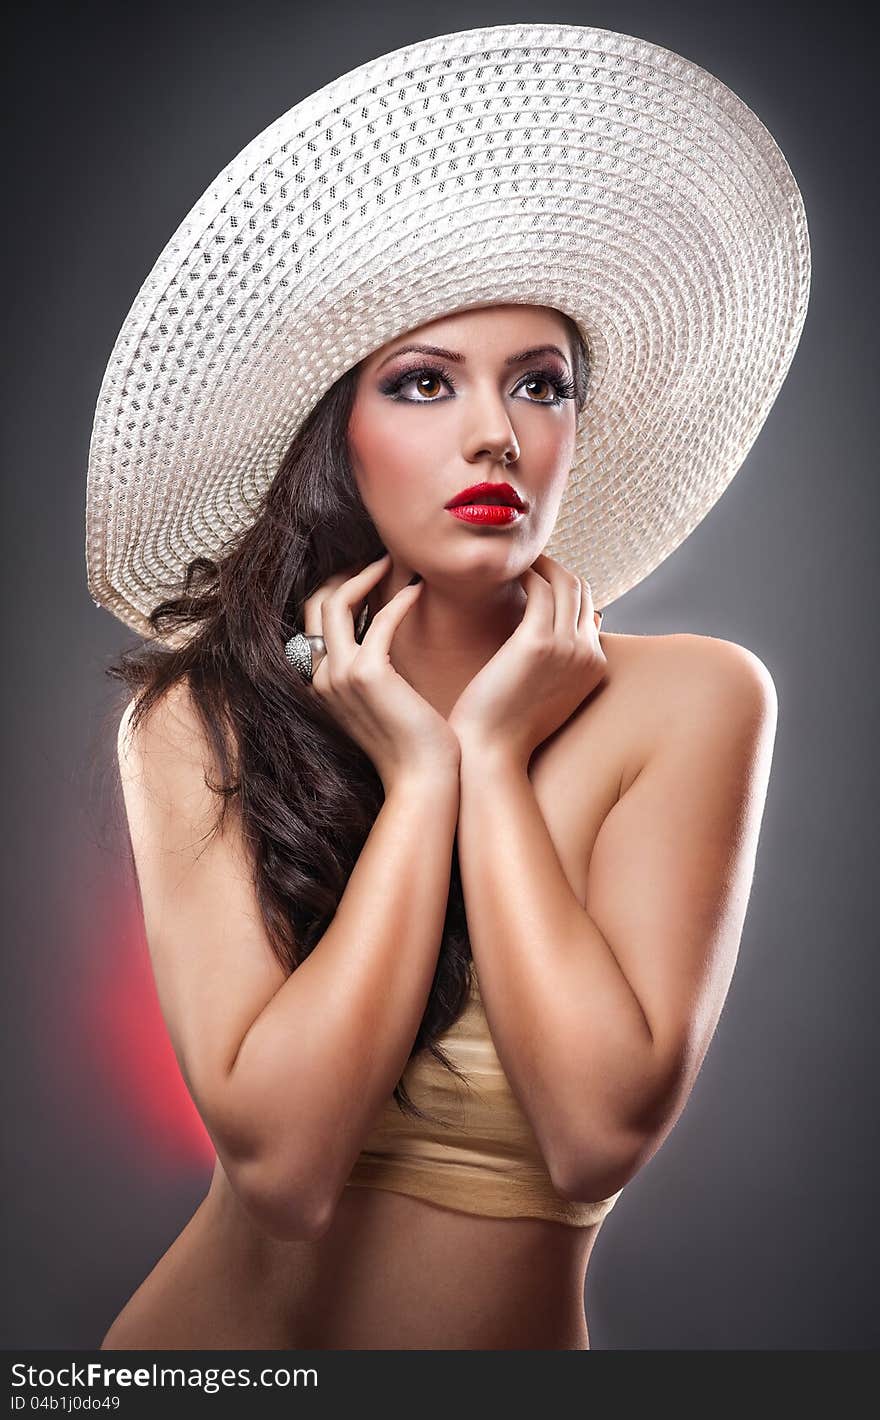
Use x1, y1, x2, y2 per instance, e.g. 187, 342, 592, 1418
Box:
408, 572, 422, 585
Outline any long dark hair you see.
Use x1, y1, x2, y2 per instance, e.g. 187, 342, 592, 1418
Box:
107, 311, 591, 1122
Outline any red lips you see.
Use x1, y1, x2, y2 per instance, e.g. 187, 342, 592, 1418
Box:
444, 481, 526, 509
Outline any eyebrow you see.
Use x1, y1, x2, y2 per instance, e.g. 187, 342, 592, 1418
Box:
375, 342, 571, 372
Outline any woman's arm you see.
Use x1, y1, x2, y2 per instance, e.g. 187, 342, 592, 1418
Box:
454, 636, 778, 1202
118, 682, 459, 1241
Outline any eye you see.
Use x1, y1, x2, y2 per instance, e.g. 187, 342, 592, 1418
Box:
517, 367, 578, 404
519, 374, 559, 403
379, 362, 576, 406
379, 363, 456, 402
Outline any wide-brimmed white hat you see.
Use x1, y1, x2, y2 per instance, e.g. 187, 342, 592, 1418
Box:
85, 21, 810, 639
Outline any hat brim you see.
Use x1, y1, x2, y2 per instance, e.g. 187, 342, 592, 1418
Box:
86, 21, 810, 639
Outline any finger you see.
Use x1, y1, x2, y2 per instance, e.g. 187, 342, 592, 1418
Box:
321, 557, 414, 665
531, 553, 581, 636
356, 578, 424, 663
518, 567, 555, 635
576, 576, 596, 634
303, 573, 350, 636
305, 554, 390, 639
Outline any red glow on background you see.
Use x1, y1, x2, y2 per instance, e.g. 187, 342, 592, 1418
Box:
75, 891, 215, 1169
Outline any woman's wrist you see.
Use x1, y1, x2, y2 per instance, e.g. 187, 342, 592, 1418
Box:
457, 734, 530, 781
382, 759, 462, 801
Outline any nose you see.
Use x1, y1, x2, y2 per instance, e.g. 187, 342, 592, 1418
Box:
463, 383, 520, 467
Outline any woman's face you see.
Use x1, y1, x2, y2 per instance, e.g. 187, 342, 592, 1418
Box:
346, 304, 579, 585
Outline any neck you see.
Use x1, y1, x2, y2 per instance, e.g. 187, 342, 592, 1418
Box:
368, 564, 528, 721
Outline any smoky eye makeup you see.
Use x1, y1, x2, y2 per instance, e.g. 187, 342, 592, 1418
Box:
377, 359, 576, 405
377, 360, 455, 399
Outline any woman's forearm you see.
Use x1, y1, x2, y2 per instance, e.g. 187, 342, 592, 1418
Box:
222, 768, 460, 1237
455, 743, 657, 1200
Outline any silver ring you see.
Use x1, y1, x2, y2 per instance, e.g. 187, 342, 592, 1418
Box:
284, 602, 370, 681
284, 633, 326, 679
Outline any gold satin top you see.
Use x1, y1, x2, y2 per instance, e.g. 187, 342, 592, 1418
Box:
344, 962, 624, 1228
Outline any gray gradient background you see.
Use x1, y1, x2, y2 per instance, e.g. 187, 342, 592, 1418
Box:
3, 0, 877, 1350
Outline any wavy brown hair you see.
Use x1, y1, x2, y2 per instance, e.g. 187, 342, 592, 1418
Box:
107, 312, 591, 1122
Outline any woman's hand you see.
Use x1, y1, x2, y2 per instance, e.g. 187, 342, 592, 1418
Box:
300, 554, 462, 792
447, 553, 606, 766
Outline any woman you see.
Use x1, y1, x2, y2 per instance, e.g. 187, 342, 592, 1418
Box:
87, 24, 810, 1350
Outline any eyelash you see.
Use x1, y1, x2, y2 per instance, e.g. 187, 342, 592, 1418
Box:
379, 361, 577, 406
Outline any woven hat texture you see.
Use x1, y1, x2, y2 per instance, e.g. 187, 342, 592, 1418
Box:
85, 21, 811, 639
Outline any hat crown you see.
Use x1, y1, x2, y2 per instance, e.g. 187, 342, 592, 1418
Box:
86, 22, 810, 639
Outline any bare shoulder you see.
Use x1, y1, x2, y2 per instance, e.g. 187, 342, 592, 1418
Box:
116, 678, 238, 838
118, 677, 200, 762
117, 678, 213, 787
598, 631, 778, 790
602, 628, 776, 694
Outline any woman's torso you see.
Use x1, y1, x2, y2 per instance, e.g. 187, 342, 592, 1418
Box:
101, 631, 666, 1350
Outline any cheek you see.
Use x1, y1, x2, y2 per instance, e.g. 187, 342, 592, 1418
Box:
349, 404, 431, 508
528, 415, 576, 494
